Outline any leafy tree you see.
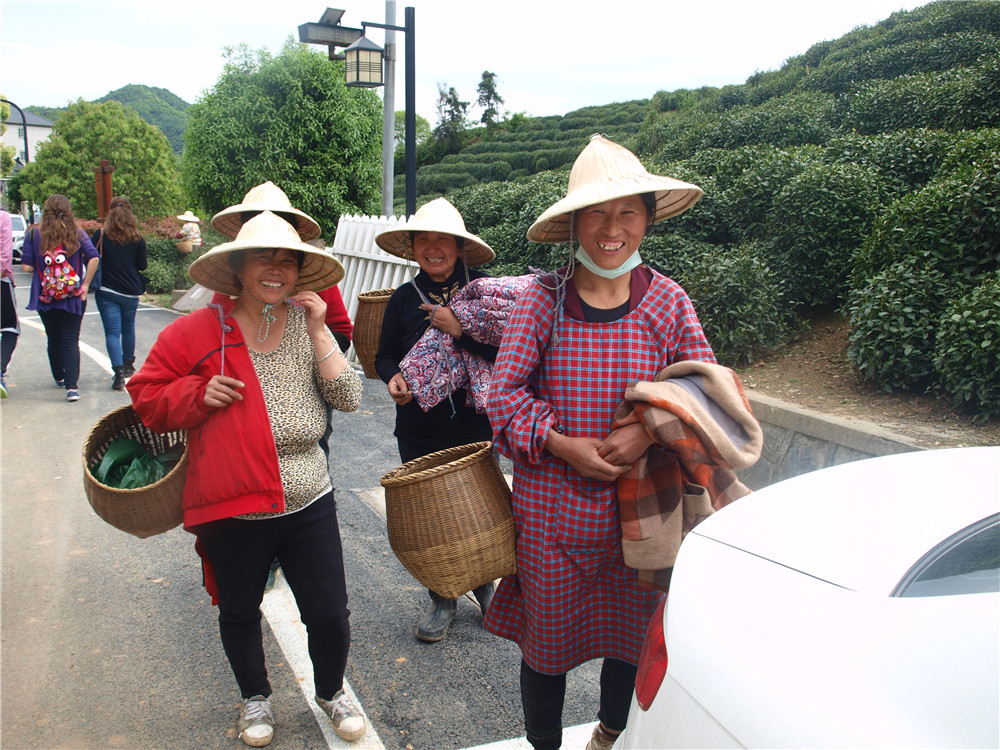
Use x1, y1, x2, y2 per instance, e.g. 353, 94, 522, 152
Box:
1, 97, 14, 177
16, 99, 181, 218
476, 71, 505, 133
182, 42, 382, 235
433, 84, 469, 155
394, 110, 432, 148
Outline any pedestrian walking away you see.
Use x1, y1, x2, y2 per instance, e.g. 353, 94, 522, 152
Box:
484, 135, 715, 750
91, 196, 148, 390
374, 197, 499, 643
127, 206, 366, 748
20, 194, 100, 402
0, 208, 19, 397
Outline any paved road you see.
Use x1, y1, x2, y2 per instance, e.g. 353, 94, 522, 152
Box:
1, 271, 603, 750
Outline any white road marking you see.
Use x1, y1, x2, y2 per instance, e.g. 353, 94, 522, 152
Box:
261, 575, 384, 749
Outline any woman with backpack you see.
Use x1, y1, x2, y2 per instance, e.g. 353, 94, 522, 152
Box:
91, 196, 148, 390
20, 194, 99, 402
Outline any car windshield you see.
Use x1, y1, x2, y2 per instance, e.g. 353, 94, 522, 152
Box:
895, 513, 1000, 597
10, 215, 26, 231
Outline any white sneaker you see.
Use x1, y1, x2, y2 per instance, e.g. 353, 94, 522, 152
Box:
315, 690, 366, 741
238, 695, 274, 747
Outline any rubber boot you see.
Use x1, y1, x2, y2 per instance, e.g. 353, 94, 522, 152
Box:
473, 581, 495, 615
415, 590, 456, 642
111, 366, 126, 391
122, 358, 136, 378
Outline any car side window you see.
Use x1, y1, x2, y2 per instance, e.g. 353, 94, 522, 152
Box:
895, 513, 1000, 597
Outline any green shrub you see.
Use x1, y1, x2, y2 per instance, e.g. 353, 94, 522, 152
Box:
640, 233, 717, 282
823, 128, 953, 196
766, 162, 886, 307
803, 31, 1000, 94
933, 271, 1000, 421
846, 257, 953, 391
680, 242, 792, 366
839, 55, 1000, 135
701, 92, 837, 151
726, 145, 824, 242
851, 158, 1000, 287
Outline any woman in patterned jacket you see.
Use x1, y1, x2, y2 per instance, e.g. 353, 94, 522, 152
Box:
485, 135, 716, 750
127, 210, 366, 748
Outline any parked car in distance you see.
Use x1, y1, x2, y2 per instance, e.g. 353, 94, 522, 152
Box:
9, 213, 27, 262
615, 446, 999, 749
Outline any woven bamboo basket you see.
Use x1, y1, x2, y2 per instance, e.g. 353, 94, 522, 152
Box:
175, 239, 193, 254
353, 288, 394, 378
82, 405, 188, 538
380, 441, 516, 599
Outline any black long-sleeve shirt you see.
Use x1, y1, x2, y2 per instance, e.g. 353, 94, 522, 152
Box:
91, 229, 147, 297
375, 263, 497, 460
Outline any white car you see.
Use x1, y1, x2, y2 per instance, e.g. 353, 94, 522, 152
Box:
9, 213, 27, 262
616, 446, 999, 749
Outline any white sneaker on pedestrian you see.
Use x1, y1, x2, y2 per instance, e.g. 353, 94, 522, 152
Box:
315, 690, 366, 741
238, 695, 274, 747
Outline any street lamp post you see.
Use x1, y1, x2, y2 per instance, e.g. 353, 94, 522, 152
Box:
299, 5, 416, 218
1, 98, 33, 221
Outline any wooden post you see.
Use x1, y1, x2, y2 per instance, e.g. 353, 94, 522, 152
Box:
94, 160, 114, 219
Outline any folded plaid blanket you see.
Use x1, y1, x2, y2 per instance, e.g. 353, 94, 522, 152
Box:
612, 360, 763, 590
401, 275, 533, 414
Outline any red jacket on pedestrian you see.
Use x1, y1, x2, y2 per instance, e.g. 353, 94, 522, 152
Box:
319, 286, 353, 342
127, 299, 286, 528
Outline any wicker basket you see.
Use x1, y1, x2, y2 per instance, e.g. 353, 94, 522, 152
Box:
380, 441, 516, 599
82, 406, 188, 538
353, 288, 394, 379
175, 239, 193, 254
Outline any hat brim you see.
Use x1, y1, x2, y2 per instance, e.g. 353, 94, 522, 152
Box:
188, 238, 344, 297
527, 174, 704, 243
375, 223, 495, 267
211, 202, 322, 242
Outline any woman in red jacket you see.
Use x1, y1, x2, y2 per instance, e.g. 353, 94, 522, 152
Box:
127, 210, 365, 748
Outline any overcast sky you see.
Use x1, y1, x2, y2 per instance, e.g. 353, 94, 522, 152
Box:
2, 0, 928, 125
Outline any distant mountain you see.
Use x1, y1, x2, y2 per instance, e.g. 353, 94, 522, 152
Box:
26, 85, 190, 154
97, 85, 189, 154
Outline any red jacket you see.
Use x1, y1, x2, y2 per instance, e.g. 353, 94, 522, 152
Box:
319, 286, 353, 340
127, 300, 286, 528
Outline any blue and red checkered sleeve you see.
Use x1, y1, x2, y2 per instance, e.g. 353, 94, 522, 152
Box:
660, 277, 717, 365
487, 281, 559, 465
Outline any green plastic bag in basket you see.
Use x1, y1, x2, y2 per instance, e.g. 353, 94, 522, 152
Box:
95, 438, 184, 490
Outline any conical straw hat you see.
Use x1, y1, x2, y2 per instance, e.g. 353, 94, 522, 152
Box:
211, 181, 322, 241
189, 210, 344, 297
527, 134, 703, 243
375, 197, 495, 267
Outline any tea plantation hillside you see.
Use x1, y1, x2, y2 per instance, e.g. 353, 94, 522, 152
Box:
427, 0, 1000, 420
395, 99, 650, 204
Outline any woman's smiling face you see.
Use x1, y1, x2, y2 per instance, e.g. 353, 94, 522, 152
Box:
574, 195, 650, 273
240, 248, 301, 303
412, 231, 460, 282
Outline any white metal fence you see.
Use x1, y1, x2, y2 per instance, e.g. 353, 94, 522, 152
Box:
327, 213, 417, 365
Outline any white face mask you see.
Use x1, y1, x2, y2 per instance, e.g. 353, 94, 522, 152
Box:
574, 247, 643, 279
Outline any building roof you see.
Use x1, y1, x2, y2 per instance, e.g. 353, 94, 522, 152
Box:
3, 111, 55, 127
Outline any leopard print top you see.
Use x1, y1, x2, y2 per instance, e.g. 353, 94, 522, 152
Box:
237, 306, 363, 518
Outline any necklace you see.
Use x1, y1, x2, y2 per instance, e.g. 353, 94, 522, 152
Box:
243, 289, 278, 343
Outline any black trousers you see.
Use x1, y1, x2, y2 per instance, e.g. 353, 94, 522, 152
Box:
193, 493, 351, 700
38, 307, 84, 388
520, 657, 637, 750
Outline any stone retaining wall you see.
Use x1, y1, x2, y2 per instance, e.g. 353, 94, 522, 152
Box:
739, 392, 921, 490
